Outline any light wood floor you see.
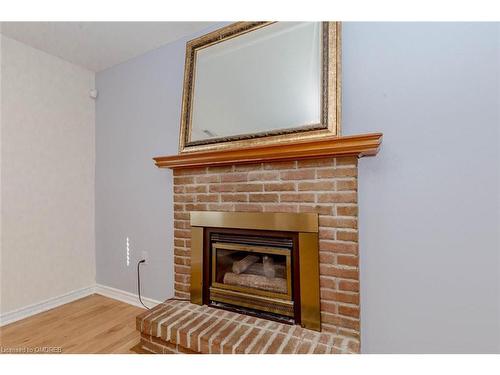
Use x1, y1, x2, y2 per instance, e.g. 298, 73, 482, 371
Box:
0, 294, 145, 354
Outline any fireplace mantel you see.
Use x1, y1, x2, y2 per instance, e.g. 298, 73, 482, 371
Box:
153, 133, 382, 169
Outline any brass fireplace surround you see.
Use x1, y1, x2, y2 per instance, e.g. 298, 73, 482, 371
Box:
190, 211, 321, 331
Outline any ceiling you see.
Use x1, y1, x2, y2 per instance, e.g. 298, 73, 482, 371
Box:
0, 22, 214, 72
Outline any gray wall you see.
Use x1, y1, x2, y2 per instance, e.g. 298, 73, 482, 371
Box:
95, 24, 224, 302
96, 22, 500, 352
342, 23, 500, 353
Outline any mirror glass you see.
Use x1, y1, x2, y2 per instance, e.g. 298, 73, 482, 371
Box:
189, 22, 323, 143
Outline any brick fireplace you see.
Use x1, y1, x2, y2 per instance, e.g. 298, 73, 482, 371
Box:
137, 154, 366, 354
172, 157, 359, 334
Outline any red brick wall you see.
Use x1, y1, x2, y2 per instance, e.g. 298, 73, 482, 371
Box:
172, 157, 360, 339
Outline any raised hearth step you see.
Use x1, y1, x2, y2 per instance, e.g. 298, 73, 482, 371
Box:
136, 299, 359, 354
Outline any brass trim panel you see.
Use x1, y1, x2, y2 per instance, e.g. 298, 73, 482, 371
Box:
190, 227, 204, 305
190, 211, 318, 233
189, 211, 321, 331
298, 232, 321, 331
209, 287, 294, 317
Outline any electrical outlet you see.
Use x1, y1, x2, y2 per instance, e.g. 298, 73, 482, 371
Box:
141, 251, 149, 264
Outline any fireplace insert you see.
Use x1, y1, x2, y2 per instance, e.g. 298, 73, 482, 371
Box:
190, 211, 320, 331
207, 230, 298, 323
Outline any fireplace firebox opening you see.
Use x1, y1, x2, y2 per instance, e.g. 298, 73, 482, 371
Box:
208, 229, 298, 324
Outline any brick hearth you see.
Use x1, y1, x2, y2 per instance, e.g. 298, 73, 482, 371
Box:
137, 300, 359, 354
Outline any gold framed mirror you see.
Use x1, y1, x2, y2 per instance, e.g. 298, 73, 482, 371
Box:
178, 22, 341, 153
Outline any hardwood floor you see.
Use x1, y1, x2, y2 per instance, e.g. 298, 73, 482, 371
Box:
0, 294, 145, 354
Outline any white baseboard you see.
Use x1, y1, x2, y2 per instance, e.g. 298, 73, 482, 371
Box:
0, 284, 163, 326
94, 284, 162, 310
0, 286, 96, 327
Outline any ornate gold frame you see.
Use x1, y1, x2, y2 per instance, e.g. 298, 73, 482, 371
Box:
178, 21, 342, 154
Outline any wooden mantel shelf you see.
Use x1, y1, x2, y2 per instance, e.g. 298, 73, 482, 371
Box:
153, 133, 383, 169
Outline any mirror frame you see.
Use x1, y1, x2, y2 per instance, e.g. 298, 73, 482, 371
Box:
178, 21, 341, 154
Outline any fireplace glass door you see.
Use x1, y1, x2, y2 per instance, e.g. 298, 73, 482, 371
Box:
209, 239, 295, 320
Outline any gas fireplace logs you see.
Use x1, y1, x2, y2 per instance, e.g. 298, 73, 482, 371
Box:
223, 272, 287, 294
232, 255, 259, 274
246, 263, 285, 278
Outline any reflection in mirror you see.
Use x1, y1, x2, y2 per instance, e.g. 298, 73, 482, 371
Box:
190, 22, 322, 143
